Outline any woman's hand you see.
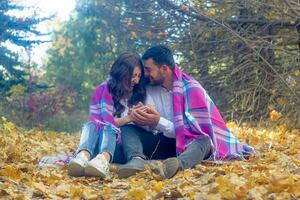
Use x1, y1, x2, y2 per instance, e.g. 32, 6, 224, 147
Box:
131, 105, 160, 126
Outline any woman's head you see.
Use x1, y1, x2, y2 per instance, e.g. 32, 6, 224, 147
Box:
108, 52, 146, 116
110, 52, 143, 93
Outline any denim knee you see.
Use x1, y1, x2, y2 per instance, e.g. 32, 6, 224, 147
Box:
83, 121, 97, 130
75, 121, 99, 158
120, 124, 136, 133
178, 136, 211, 169
98, 130, 117, 162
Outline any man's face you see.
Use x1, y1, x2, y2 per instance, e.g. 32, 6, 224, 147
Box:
143, 58, 165, 86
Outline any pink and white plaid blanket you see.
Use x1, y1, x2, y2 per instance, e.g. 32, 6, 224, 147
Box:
172, 66, 253, 160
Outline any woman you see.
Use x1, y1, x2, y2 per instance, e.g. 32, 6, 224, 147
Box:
68, 52, 146, 179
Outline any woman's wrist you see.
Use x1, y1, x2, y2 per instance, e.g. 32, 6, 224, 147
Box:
126, 115, 132, 123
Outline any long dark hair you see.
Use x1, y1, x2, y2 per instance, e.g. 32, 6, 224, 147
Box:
108, 52, 146, 117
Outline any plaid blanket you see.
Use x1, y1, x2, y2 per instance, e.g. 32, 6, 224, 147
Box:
89, 81, 121, 140
172, 66, 254, 160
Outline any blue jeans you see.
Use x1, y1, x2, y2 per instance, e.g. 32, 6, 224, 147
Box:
76, 121, 118, 163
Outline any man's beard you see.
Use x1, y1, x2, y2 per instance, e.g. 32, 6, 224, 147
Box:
149, 77, 164, 86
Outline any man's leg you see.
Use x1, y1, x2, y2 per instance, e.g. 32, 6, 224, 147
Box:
120, 124, 148, 161
178, 136, 211, 169
120, 124, 165, 160
117, 124, 159, 178
112, 143, 126, 164
156, 136, 211, 179
150, 134, 176, 160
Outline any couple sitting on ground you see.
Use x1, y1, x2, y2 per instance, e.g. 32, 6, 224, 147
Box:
68, 45, 254, 179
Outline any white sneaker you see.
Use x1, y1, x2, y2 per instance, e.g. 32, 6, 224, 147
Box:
68, 156, 88, 177
85, 154, 110, 178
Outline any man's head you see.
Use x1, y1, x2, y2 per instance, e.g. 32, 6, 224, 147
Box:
142, 45, 175, 86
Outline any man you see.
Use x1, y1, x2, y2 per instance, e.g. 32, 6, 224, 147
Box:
117, 45, 253, 179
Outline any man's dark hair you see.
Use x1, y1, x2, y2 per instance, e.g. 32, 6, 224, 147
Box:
142, 45, 175, 69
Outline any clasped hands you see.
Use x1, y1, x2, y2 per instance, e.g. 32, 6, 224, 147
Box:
127, 102, 160, 126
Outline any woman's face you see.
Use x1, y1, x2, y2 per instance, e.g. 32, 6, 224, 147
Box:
130, 66, 142, 89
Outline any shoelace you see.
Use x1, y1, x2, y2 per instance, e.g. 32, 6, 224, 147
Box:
94, 155, 109, 172
72, 156, 88, 167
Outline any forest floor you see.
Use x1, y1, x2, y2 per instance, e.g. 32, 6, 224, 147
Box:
0, 117, 300, 200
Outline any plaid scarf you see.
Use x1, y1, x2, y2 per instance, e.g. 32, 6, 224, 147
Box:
89, 81, 121, 141
173, 66, 253, 160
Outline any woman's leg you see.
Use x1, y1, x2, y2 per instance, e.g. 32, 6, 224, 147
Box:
96, 126, 118, 162
75, 121, 101, 159
85, 126, 118, 178
69, 121, 100, 177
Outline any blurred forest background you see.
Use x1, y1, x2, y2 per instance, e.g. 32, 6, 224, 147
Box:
1, 0, 299, 132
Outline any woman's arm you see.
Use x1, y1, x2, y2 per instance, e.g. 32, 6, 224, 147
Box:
115, 115, 132, 127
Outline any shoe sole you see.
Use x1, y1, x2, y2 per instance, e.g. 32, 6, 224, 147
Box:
85, 165, 106, 178
68, 161, 85, 177
117, 167, 144, 178
162, 158, 180, 179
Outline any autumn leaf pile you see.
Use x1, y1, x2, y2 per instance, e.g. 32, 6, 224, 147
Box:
1, 116, 300, 200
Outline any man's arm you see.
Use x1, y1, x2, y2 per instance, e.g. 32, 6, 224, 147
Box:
155, 117, 175, 138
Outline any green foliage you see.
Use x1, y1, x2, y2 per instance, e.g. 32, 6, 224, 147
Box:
45, 0, 138, 107
0, 84, 77, 130
0, 0, 47, 93
44, 0, 191, 108
173, 0, 299, 125
42, 109, 88, 132
43, 0, 299, 130
96, 0, 299, 125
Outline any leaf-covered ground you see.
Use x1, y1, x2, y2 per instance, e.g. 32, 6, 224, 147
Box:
0, 118, 300, 200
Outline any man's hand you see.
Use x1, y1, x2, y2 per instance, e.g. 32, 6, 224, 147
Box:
128, 102, 144, 116
130, 105, 160, 126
